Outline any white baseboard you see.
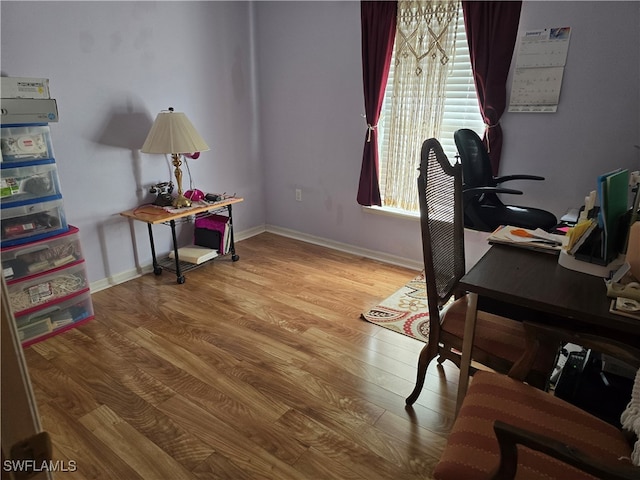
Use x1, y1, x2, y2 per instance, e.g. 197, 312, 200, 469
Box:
90, 224, 421, 292
237, 224, 267, 241
264, 225, 423, 271
89, 224, 268, 293
89, 265, 154, 293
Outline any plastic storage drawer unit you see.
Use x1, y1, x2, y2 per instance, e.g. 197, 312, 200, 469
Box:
0, 197, 68, 247
1, 225, 83, 282
1, 124, 54, 162
15, 290, 94, 346
1, 158, 62, 205
6, 260, 89, 315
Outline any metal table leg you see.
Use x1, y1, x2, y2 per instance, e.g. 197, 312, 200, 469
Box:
169, 219, 185, 284
148, 223, 162, 276
227, 204, 240, 261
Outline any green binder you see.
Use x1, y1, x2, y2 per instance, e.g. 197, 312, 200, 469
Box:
599, 169, 629, 263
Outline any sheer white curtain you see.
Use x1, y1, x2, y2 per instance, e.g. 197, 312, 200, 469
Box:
380, 0, 460, 212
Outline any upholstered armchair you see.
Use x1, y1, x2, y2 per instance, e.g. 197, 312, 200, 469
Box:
433, 322, 640, 479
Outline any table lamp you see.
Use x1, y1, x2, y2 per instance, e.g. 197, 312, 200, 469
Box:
141, 107, 209, 208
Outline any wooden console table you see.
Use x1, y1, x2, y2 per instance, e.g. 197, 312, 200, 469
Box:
120, 197, 243, 284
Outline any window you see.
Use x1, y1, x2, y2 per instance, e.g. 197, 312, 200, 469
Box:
377, 2, 484, 213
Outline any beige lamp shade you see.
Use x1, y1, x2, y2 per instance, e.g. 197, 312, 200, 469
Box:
141, 108, 210, 154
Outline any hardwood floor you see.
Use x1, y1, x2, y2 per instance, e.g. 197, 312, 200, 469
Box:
23, 232, 460, 480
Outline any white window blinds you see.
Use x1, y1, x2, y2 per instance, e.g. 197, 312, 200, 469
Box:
378, 2, 484, 213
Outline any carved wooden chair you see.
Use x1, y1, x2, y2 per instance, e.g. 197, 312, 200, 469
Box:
434, 322, 640, 479
406, 139, 555, 405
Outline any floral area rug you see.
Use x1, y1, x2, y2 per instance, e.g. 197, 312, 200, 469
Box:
361, 272, 429, 343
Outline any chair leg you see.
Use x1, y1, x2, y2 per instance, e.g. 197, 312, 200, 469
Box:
406, 341, 438, 406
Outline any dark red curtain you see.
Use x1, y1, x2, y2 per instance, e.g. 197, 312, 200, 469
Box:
357, 1, 397, 206
462, 1, 522, 175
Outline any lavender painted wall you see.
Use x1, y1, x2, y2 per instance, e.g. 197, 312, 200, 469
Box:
255, 0, 639, 262
2, 1, 638, 286
1, 1, 262, 285
503, 1, 640, 216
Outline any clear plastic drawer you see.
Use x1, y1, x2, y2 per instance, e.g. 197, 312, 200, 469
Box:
1, 124, 54, 162
0, 197, 67, 247
6, 260, 89, 315
1, 225, 83, 282
15, 290, 94, 345
1, 158, 62, 205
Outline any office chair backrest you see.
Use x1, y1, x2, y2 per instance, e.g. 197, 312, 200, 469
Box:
418, 139, 466, 309
453, 127, 557, 232
454, 128, 495, 188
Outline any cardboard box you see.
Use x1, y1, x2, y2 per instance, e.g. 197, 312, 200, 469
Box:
1, 98, 58, 124
1, 77, 50, 99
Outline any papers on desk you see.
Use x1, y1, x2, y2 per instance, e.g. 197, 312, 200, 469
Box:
565, 219, 599, 254
607, 267, 640, 320
487, 225, 567, 254
610, 298, 640, 320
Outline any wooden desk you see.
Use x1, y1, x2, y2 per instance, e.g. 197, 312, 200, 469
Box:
456, 244, 640, 412
120, 197, 243, 284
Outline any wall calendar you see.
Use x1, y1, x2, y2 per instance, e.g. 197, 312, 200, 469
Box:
509, 27, 571, 113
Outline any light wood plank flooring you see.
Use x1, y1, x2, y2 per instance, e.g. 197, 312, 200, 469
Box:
22, 232, 461, 480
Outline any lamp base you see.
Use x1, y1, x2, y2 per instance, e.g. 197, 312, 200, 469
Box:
170, 155, 192, 208
172, 194, 192, 208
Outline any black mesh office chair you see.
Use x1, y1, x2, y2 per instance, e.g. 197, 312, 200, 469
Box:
405, 138, 554, 406
454, 128, 558, 232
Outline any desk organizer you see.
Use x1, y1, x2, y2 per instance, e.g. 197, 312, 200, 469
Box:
1, 124, 54, 162
558, 249, 625, 277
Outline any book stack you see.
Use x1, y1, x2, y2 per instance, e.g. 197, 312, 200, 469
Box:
194, 214, 231, 255
169, 245, 218, 265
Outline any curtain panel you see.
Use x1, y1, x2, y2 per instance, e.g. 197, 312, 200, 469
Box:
462, 1, 522, 175
382, 0, 459, 212
357, 1, 397, 206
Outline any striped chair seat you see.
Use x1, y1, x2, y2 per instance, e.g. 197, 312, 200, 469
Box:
434, 370, 634, 479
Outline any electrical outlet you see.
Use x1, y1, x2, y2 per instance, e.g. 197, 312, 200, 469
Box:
295, 188, 302, 202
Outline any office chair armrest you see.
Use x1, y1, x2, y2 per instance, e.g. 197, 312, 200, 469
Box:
462, 186, 523, 197
494, 174, 545, 184
490, 421, 639, 480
